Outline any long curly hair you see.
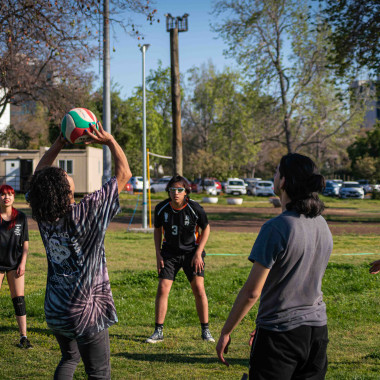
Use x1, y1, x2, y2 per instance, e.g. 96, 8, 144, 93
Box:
27, 167, 72, 223
0, 184, 18, 230
279, 153, 325, 217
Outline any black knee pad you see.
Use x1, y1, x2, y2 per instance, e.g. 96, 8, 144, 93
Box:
12, 296, 26, 316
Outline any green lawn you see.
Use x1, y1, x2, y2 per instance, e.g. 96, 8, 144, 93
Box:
0, 229, 379, 379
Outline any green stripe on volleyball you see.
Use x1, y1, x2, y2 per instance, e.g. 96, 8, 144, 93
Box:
61, 108, 98, 144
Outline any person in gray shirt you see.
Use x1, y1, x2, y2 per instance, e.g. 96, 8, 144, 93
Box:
216, 153, 333, 380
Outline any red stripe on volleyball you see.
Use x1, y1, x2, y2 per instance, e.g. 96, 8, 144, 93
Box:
83, 108, 96, 122
70, 127, 86, 143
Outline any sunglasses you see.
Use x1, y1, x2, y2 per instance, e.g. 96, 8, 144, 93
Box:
169, 187, 186, 193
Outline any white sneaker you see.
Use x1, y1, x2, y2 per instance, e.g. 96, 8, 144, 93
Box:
201, 328, 215, 342
145, 328, 164, 343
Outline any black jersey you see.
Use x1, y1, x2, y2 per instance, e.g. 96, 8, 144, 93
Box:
0, 211, 29, 271
154, 198, 209, 256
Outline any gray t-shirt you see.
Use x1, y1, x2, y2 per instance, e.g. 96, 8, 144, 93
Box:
249, 210, 333, 332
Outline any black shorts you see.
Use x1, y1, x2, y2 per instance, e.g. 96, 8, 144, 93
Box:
159, 251, 205, 282
249, 325, 328, 380
0, 267, 17, 274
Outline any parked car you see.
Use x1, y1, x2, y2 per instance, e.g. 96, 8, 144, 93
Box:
197, 179, 218, 195
123, 182, 133, 194
357, 179, 372, 194
213, 179, 222, 194
255, 180, 275, 196
246, 183, 256, 196
244, 178, 262, 186
129, 176, 150, 192
323, 180, 340, 197
150, 176, 171, 193
245, 178, 262, 196
191, 178, 221, 195
224, 178, 247, 195
339, 181, 364, 199
190, 178, 202, 193
331, 179, 343, 187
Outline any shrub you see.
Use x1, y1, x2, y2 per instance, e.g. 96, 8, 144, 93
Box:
371, 189, 380, 199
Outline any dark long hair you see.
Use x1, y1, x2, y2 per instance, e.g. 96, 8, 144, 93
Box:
0, 184, 18, 230
279, 153, 325, 217
27, 167, 72, 223
165, 175, 191, 200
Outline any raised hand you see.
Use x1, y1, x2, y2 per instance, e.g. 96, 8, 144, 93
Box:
84, 121, 113, 146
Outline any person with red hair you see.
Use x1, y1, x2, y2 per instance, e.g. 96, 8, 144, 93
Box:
0, 184, 32, 349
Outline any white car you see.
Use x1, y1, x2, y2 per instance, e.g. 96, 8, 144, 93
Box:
255, 181, 275, 196
196, 179, 218, 195
150, 177, 171, 193
339, 182, 364, 199
225, 178, 247, 195
129, 176, 150, 192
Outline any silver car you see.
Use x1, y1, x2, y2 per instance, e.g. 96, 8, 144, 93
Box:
339, 182, 364, 199
129, 176, 150, 192
197, 179, 218, 195
255, 181, 275, 196
323, 181, 340, 197
245, 178, 262, 195
150, 177, 171, 193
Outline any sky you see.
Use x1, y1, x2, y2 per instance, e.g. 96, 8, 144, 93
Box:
91, 0, 237, 98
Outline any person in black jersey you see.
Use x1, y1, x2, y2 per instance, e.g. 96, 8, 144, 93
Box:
0, 184, 32, 349
146, 175, 215, 343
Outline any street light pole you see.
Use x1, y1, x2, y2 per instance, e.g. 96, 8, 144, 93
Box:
102, 0, 112, 184
141, 44, 150, 229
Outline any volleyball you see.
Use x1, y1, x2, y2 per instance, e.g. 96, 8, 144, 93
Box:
61, 108, 98, 144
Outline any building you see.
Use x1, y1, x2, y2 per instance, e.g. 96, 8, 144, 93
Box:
350, 79, 380, 129
0, 146, 103, 193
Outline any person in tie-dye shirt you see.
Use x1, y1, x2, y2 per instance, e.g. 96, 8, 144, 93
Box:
27, 122, 131, 380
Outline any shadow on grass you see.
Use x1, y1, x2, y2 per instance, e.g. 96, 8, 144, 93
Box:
0, 325, 53, 336
114, 351, 248, 366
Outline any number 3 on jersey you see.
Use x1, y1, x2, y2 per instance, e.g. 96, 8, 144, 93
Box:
172, 225, 178, 235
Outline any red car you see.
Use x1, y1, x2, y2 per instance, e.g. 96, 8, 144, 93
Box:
123, 182, 133, 194
190, 178, 201, 193
214, 180, 222, 194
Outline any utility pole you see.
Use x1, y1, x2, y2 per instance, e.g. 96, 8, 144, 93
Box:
102, 0, 112, 183
165, 13, 189, 176
141, 44, 150, 229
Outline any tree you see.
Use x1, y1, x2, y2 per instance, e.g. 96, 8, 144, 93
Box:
0, 124, 31, 149
185, 149, 229, 179
10, 101, 51, 148
320, 0, 380, 77
90, 65, 172, 176
182, 62, 271, 178
0, 0, 158, 121
353, 156, 378, 181
347, 122, 380, 181
212, 0, 366, 156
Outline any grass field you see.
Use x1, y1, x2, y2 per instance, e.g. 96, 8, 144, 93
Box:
1, 196, 380, 379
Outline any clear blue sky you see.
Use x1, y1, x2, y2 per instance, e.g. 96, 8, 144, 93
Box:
92, 0, 237, 97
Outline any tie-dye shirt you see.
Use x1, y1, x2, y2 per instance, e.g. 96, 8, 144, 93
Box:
38, 177, 120, 338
